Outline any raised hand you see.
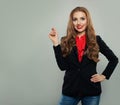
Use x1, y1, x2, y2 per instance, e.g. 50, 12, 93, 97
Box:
48, 28, 59, 46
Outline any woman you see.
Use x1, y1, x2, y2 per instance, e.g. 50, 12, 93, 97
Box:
48, 7, 118, 105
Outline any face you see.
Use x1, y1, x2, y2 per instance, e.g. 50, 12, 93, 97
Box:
72, 11, 87, 35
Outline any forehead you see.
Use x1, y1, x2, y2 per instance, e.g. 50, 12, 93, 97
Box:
73, 11, 86, 17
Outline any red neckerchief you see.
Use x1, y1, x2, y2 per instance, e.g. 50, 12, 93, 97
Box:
75, 35, 86, 62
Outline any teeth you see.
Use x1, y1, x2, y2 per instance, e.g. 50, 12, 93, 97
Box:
77, 25, 82, 28
77, 25, 80, 27
78, 26, 81, 28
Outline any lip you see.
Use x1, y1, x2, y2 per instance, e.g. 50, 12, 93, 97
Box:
77, 25, 83, 29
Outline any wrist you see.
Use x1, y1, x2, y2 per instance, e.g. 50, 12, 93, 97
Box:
101, 74, 106, 79
53, 42, 59, 46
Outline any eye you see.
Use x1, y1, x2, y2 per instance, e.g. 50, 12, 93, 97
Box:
72, 18, 77, 21
80, 17, 85, 20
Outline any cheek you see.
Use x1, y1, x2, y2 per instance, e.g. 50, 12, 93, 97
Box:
83, 20, 87, 26
82, 25, 87, 31
83, 23, 87, 28
73, 22, 77, 26
73, 23, 77, 29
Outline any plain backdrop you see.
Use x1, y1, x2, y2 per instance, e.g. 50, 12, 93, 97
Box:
0, 0, 119, 105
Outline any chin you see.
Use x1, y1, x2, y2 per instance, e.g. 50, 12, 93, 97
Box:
77, 30, 84, 33
77, 30, 86, 35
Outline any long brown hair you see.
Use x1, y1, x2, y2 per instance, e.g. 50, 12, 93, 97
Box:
60, 7, 99, 62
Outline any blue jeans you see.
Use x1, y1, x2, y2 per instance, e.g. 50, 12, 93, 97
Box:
58, 95, 100, 105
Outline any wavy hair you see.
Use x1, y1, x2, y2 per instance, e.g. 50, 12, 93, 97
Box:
60, 7, 99, 62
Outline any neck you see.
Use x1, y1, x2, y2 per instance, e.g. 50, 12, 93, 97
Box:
77, 32, 86, 38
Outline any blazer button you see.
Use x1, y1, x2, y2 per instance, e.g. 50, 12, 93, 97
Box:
77, 68, 80, 71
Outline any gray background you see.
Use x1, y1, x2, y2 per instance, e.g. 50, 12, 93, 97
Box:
0, 0, 119, 105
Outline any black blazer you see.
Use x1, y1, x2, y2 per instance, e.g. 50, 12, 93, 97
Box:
53, 35, 118, 98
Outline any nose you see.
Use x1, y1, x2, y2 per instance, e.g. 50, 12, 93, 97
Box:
77, 20, 81, 24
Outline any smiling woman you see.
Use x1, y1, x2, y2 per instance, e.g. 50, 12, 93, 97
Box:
48, 7, 118, 105
0, 0, 119, 105
72, 11, 87, 36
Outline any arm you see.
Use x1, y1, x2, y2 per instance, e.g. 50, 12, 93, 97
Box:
97, 35, 119, 79
49, 28, 68, 70
53, 45, 69, 70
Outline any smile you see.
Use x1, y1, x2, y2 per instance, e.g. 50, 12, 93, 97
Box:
77, 25, 83, 29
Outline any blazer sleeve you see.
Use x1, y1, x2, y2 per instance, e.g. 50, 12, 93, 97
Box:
53, 45, 69, 71
97, 35, 119, 79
